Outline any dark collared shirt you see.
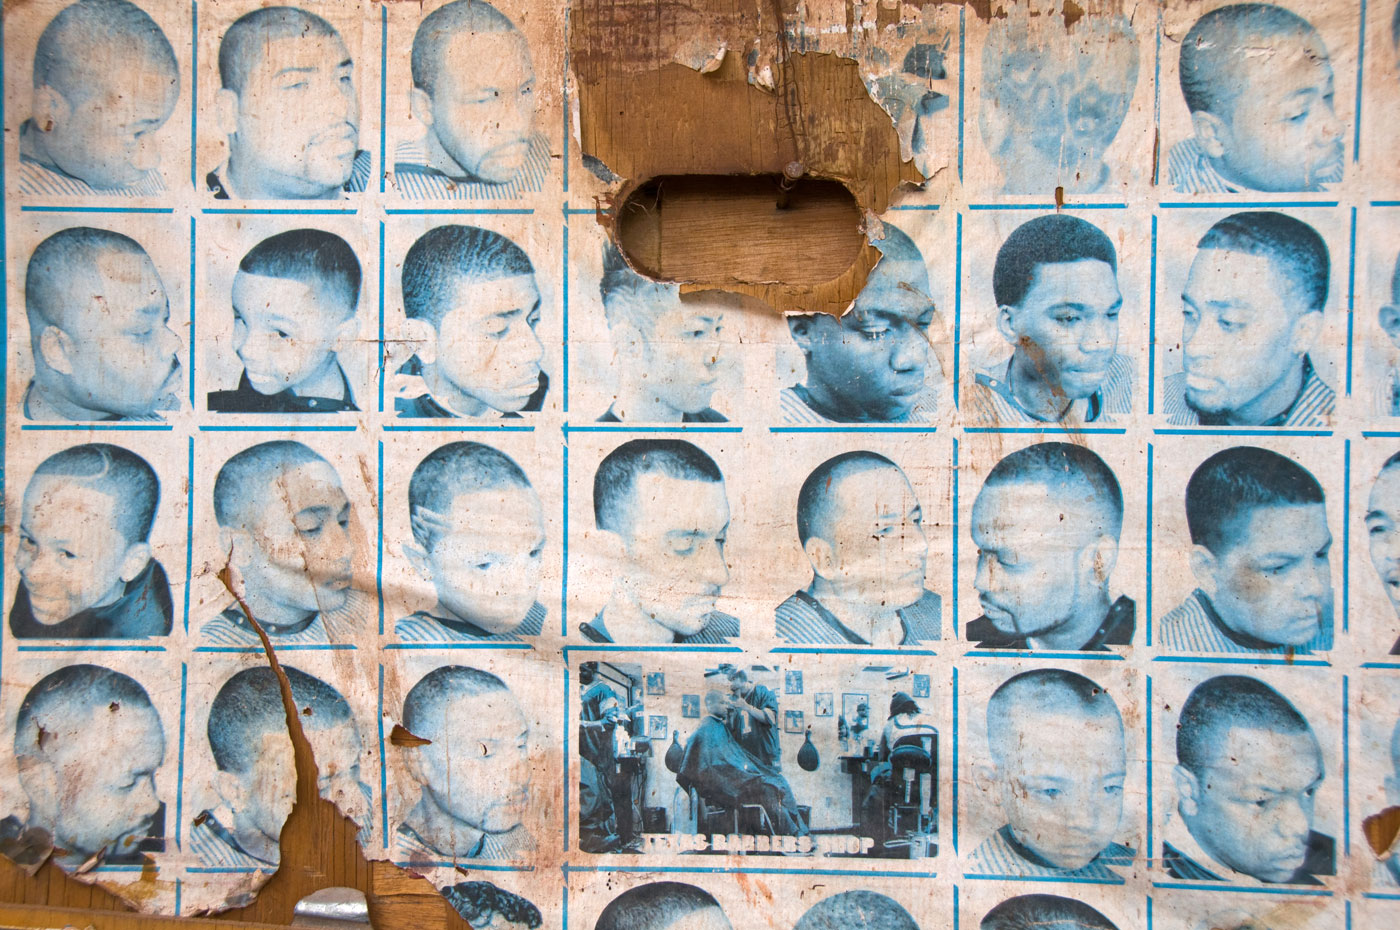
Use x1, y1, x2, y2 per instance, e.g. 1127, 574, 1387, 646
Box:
1162, 832, 1335, 885
394, 356, 547, 418
208, 366, 357, 414
965, 595, 1135, 650
597, 406, 727, 423
9, 559, 173, 639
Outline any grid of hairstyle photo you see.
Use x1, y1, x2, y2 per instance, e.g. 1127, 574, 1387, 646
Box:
3, 1, 1400, 928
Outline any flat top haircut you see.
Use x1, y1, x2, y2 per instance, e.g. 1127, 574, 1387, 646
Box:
34, 0, 177, 98
599, 241, 675, 323
593, 439, 723, 534
982, 442, 1124, 538
26, 226, 153, 333
793, 890, 920, 930
411, 0, 520, 96
796, 450, 901, 544
986, 668, 1120, 746
402, 225, 535, 328
1197, 211, 1330, 312
408, 441, 532, 548
219, 6, 341, 95
443, 881, 542, 930
1180, 4, 1322, 116
981, 894, 1118, 930
1185, 446, 1324, 555
594, 882, 723, 930
1176, 674, 1312, 775
30, 443, 159, 544
208, 665, 352, 773
869, 223, 932, 295
213, 440, 333, 528
402, 665, 510, 737
239, 229, 361, 318
14, 663, 154, 757
993, 214, 1119, 308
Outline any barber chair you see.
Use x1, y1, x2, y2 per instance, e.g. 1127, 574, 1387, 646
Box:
884, 734, 936, 855
690, 788, 773, 849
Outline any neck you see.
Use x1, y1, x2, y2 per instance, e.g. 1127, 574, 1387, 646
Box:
1008, 352, 1079, 421
807, 576, 907, 644
225, 147, 338, 201
612, 377, 686, 423
27, 375, 118, 421
231, 818, 280, 864
421, 129, 476, 182
800, 376, 869, 422
1220, 356, 1306, 425
19, 121, 58, 173
603, 592, 680, 643
422, 360, 491, 417
236, 580, 318, 630
286, 356, 345, 400
1027, 588, 1113, 650
405, 793, 486, 857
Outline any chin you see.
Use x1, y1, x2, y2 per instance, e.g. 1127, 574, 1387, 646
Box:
317, 587, 351, 612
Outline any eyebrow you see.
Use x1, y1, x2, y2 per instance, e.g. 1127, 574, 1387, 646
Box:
1367, 509, 1392, 521
1048, 298, 1123, 313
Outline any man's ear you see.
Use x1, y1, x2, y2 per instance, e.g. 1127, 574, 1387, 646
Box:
1088, 533, 1120, 586
1380, 304, 1400, 341
408, 87, 435, 128
802, 535, 837, 580
403, 318, 437, 366
214, 769, 248, 811
1172, 763, 1202, 818
403, 540, 432, 580
14, 752, 59, 826
1188, 544, 1219, 600
214, 89, 240, 138
37, 325, 75, 376
971, 761, 1000, 797
995, 304, 1020, 346
332, 314, 360, 353
118, 542, 153, 583
31, 85, 70, 134
1289, 309, 1324, 357
1190, 110, 1230, 159
787, 315, 817, 354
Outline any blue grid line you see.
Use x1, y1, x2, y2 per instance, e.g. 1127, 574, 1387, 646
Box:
564, 207, 595, 215
384, 208, 535, 215
954, 214, 963, 404
379, 4, 387, 194
964, 650, 1124, 661
966, 203, 1128, 211
773, 648, 938, 657
1345, 439, 1352, 633
891, 204, 940, 211
1153, 428, 1333, 437
383, 642, 533, 651
377, 441, 385, 636
963, 426, 1124, 435
176, 663, 187, 849
20, 205, 174, 213
1344, 674, 1351, 854
563, 0, 570, 195
191, 4, 198, 190
189, 216, 196, 407
194, 644, 356, 652
565, 424, 742, 433
22, 424, 173, 431
1355, 0, 1368, 164
770, 426, 937, 434
388, 860, 533, 872
952, 436, 960, 633
1373, 201, 1400, 207
962, 874, 1123, 886
185, 437, 194, 635
1146, 896, 1153, 930
1146, 674, 1153, 863
1363, 431, 1400, 438
1149, 214, 1158, 414
952, 665, 959, 854
378, 221, 386, 413
560, 644, 743, 658
379, 663, 388, 847
1158, 201, 1340, 209
202, 208, 356, 215
198, 425, 358, 432
1147, 443, 1154, 647
1349, 206, 1358, 396
563, 220, 569, 413
16, 644, 166, 652
1151, 655, 1330, 667
561, 439, 569, 637
953, 885, 959, 930
383, 424, 536, 432
563, 665, 571, 851
1151, 882, 1331, 896
1361, 662, 1400, 669
175, 879, 182, 915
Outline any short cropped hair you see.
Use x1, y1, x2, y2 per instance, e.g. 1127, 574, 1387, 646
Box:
1197, 211, 1330, 312
238, 229, 361, 318
208, 665, 352, 774
411, 1, 519, 97
29, 443, 159, 544
442, 881, 542, 930
408, 442, 532, 549
593, 439, 723, 534
402, 225, 535, 329
981, 894, 1118, 930
1176, 674, 1312, 776
796, 450, 902, 545
595, 882, 723, 930
993, 214, 1118, 308
598, 241, 677, 331
402, 665, 511, 738
982, 442, 1124, 539
1179, 4, 1322, 116
26, 226, 154, 335
1390, 249, 1400, 305
986, 669, 1120, 757
33, 0, 177, 98
213, 440, 333, 528
1383, 450, 1400, 475
1185, 446, 1324, 555
793, 890, 919, 930
868, 223, 932, 295
15, 664, 155, 759
219, 7, 340, 96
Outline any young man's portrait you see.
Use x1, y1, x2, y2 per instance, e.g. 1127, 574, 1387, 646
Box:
1365, 451, 1400, 655
396, 442, 547, 643
1371, 245, 1400, 416
1162, 211, 1335, 427
964, 214, 1133, 425
23, 226, 182, 422
1159, 446, 1333, 654
593, 882, 733, 930
581, 439, 738, 644
1167, 3, 1344, 194
16, 0, 179, 197
1163, 674, 1335, 885
980, 894, 1119, 930
208, 6, 368, 199
776, 451, 941, 646
968, 442, 1134, 650
793, 890, 920, 930
10, 444, 171, 640
395, 224, 548, 419
394, 0, 550, 200
2, 664, 165, 870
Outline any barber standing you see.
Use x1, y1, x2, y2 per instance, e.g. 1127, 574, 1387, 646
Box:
724, 668, 782, 776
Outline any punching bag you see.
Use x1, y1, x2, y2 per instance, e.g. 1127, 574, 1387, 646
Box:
797, 726, 820, 772
664, 730, 684, 773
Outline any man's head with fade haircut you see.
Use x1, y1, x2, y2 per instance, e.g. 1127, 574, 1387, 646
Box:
796, 451, 927, 611
1179, 4, 1343, 192
1385, 715, 1400, 811
215, 6, 360, 200
14, 664, 165, 860
19, 444, 161, 626
595, 882, 732, 930
1184, 446, 1332, 647
1366, 451, 1400, 620
971, 442, 1125, 647
25, 227, 181, 422
793, 890, 920, 930
27, 0, 178, 191
443, 881, 542, 930
786, 224, 938, 422
409, 0, 538, 185
401, 225, 545, 417
592, 439, 730, 638
403, 442, 545, 634
214, 441, 355, 624
401, 666, 530, 842
981, 894, 1118, 930
980, 669, 1127, 870
1173, 675, 1326, 883
1377, 249, 1400, 354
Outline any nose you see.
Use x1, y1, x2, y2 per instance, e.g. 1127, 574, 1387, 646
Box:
974, 553, 993, 597
702, 541, 730, 588
889, 325, 928, 373
1080, 315, 1116, 357
509, 324, 545, 370
1299, 557, 1332, 603
1271, 797, 1312, 850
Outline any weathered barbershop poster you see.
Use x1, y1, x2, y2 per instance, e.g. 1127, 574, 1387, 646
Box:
1, 1, 1398, 928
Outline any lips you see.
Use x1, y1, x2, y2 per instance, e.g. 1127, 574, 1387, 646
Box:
312, 125, 358, 160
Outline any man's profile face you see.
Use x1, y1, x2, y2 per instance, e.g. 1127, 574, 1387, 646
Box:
231, 729, 297, 847
237, 460, 354, 614
432, 274, 544, 414
992, 706, 1126, 870
424, 486, 545, 634
231, 32, 360, 197
634, 294, 729, 415
232, 272, 352, 395
1003, 259, 1121, 401
1202, 503, 1332, 646
618, 473, 730, 636
1365, 467, 1400, 616
1180, 249, 1315, 419
813, 466, 926, 609
424, 31, 536, 184
307, 719, 370, 834
422, 691, 530, 834
1182, 724, 1323, 883
18, 479, 136, 625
